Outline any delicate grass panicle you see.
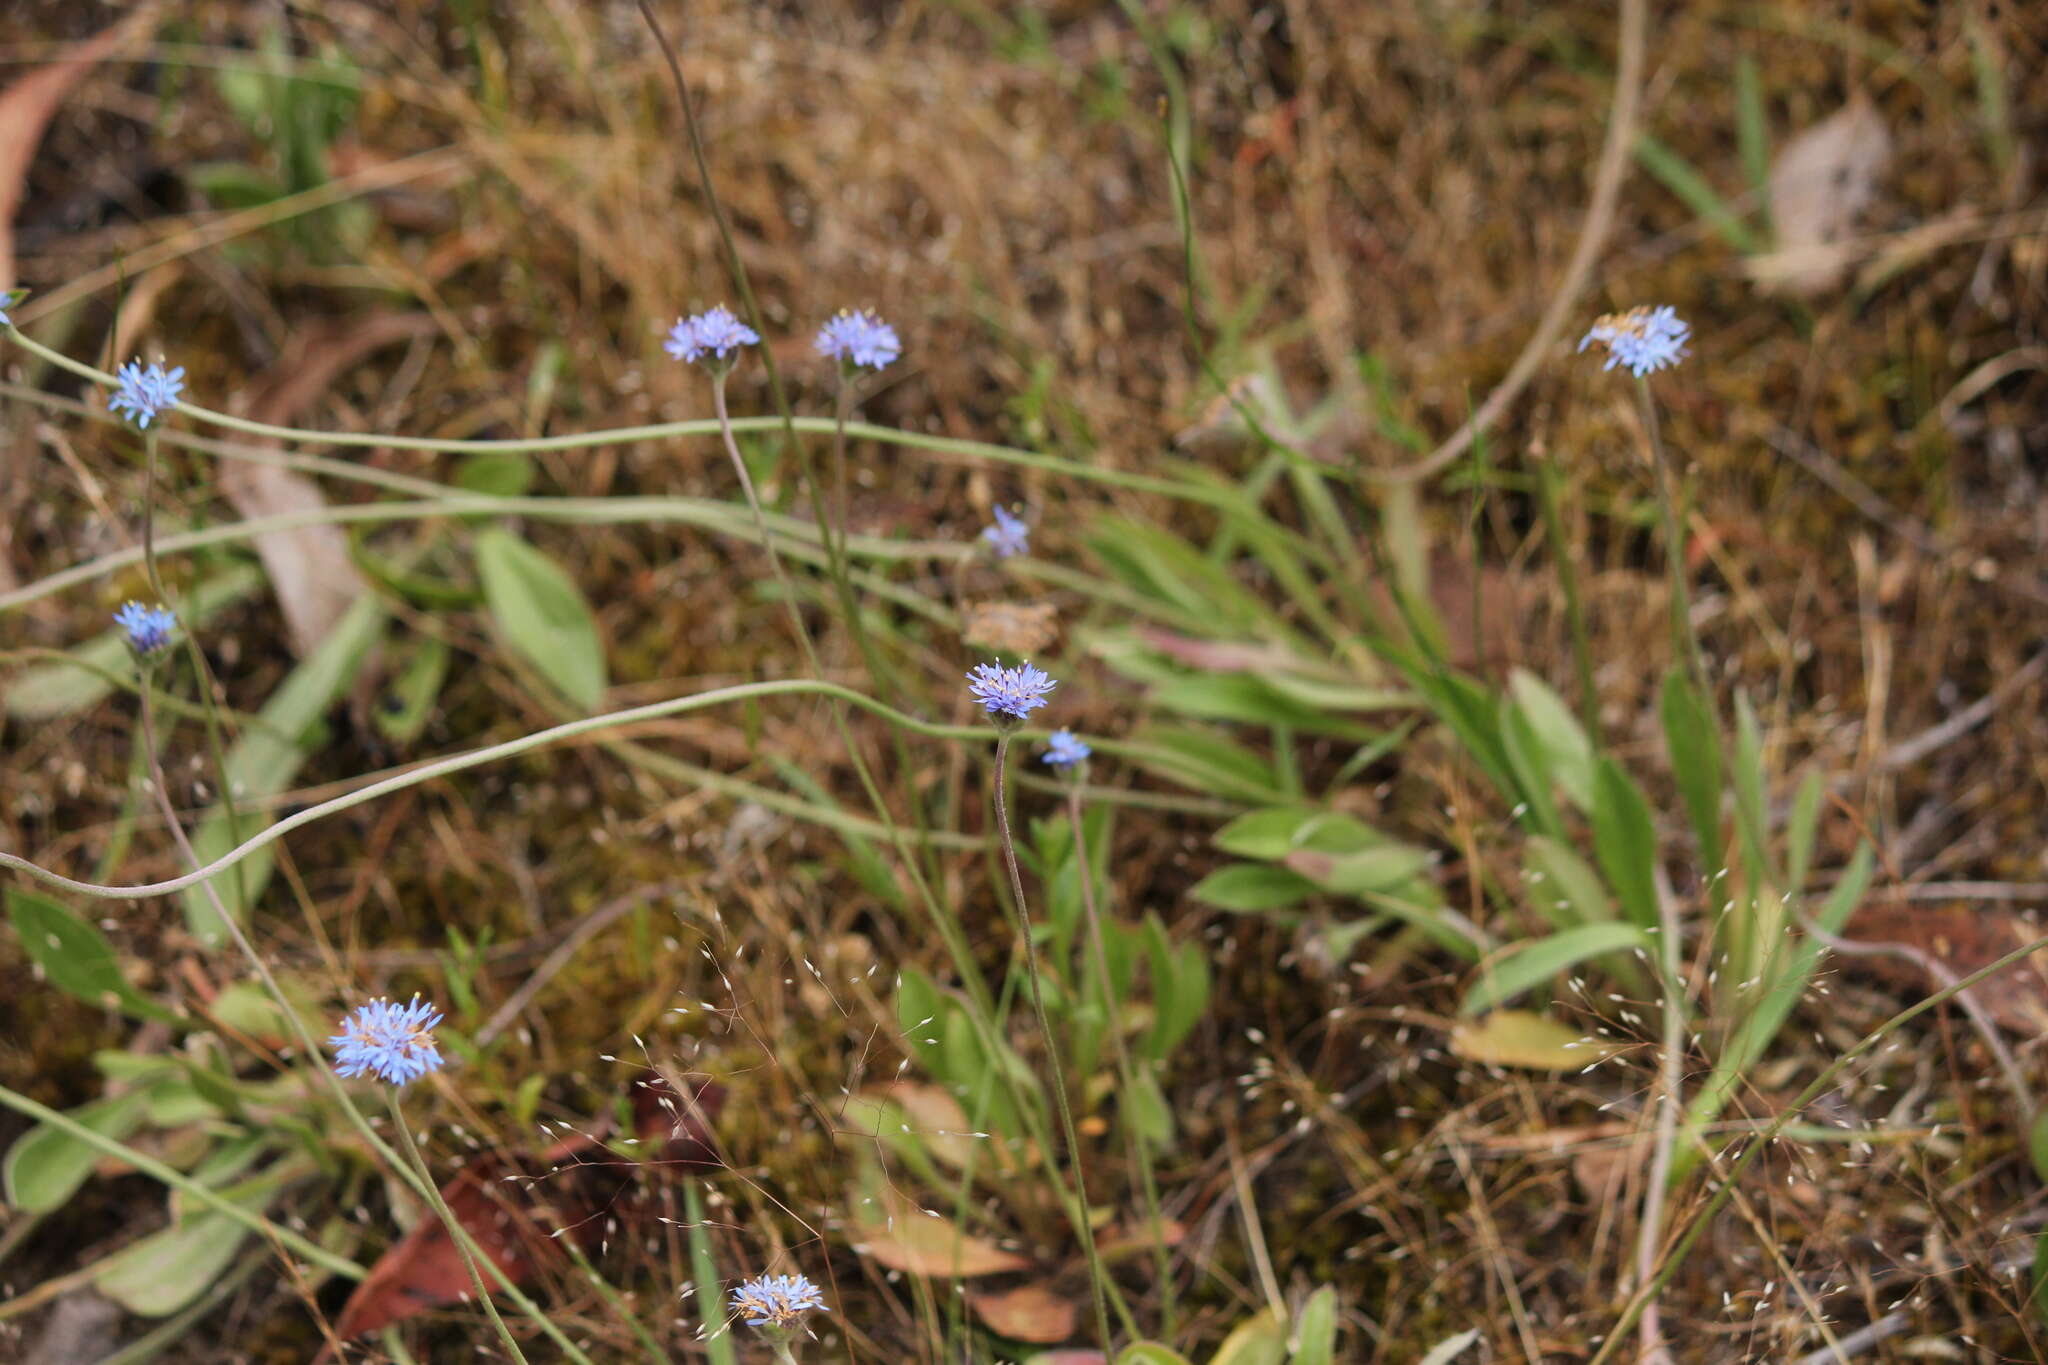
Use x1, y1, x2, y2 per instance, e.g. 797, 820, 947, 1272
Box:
107, 358, 186, 427
328, 996, 446, 1086
966, 660, 1056, 722
112, 601, 178, 655
1578, 304, 1690, 376
981, 503, 1031, 558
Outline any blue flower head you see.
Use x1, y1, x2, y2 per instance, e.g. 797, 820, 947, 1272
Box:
967, 660, 1056, 723
981, 504, 1030, 559
813, 310, 900, 371
113, 601, 178, 655
329, 996, 445, 1086
729, 1272, 829, 1330
664, 306, 760, 367
108, 359, 185, 428
1578, 305, 1689, 378
1042, 729, 1091, 769
0, 290, 16, 328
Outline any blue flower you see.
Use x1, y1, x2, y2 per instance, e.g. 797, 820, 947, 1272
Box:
729, 1272, 829, 1329
108, 359, 186, 428
113, 601, 178, 654
664, 306, 760, 365
329, 996, 445, 1086
981, 504, 1030, 558
813, 310, 900, 370
967, 660, 1056, 721
1042, 729, 1091, 768
1578, 305, 1690, 378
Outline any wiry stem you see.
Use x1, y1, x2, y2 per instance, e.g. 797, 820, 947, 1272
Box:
991, 731, 1119, 1349
388, 1089, 533, 1364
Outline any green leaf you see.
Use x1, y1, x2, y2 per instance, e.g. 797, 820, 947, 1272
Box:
1460, 923, 1650, 1016
1189, 864, 1317, 913
1734, 54, 1773, 216
182, 591, 387, 944
1212, 808, 1382, 861
1288, 1286, 1337, 1365
1784, 769, 1826, 894
473, 527, 607, 711
1210, 1306, 1289, 1365
7, 889, 178, 1024
372, 633, 450, 746
1125, 1065, 1174, 1149
1142, 914, 1208, 1061
1507, 669, 1595, 808
1451, 1010, 1613, 1071
1659, 669, 1722, 867
1498, 699, 1564, 838
454, 451, 535, 497
1522, 836, 1614, 930
1591, 759, 1660, 931
1150, 674, 1370, 738
1129, 726, 1284, 803
1283, 845, 1434, 897
1731, 692, 1773, 888
2033, 1227, 2048, 1322
95, 1166, 293, 1316
2028, 1109, 2048, 1184
1115, 1346, 1195, 1365
3, 1090, 151, 1212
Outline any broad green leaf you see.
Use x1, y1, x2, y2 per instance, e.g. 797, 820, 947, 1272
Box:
1212, 808, 1382, 861
95, 1166, 293, 1316
1116, 1346, 1195, 1365
1735, 54, 1773, 216
1460, 923, 1649, 1016
7, 889, 178, 1024
1130, 726, 1284, 803
1142, 915, 1208, 1061
1522, 836, 1614, 929
474, 526, 607, 711
5, 564, 265, 721
3, 1090, 151, 1212
182, 590, 387, 943
1151, 674, 1371, 738
1125, 1065, 1174, 1149
454, 451, 535, 497
1660, 669, 1723, 867
2034, 1228, 2048, 1322
1451, 1010, 1614, 1071
1507, 669, 1595, 808
1189, 864, 1317, 913
1288, 1286, 1337, 1365
1498, 700, 1563, 839
1591, 759, 1660, 931
1211, 1306, 1289, 1365
1284, 846, 1433, 897
2029, 1109, 2048, 1183
1731, 692, 1773, 888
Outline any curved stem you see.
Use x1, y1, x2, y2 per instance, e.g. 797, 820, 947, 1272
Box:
990, 732, 1121, 1349
388, 1089, 532, 1365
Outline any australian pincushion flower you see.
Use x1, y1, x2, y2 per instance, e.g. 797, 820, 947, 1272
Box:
329, 996, 445, 1085
967, 661, 1056, 722
1578, 305, 1689, 377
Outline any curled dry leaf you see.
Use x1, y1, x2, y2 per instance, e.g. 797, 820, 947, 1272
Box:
967, 1282, 1082, 1343
848, 1183, 1032, 1277
1450, 1010, 1614, 1071
1748, 97, 1892, 296
327, 1072, 722, 1344
228, 313, 438, 656
963, 600, 1059, 656
1093, 1216, 1187, 1264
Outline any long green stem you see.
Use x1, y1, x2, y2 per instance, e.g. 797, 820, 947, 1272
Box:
990, 732, 1121, 1349
388, 1089, 532, 1364
1535, 454, 1600, 739
1637, 376, 1706, 690
1065, 784, 1175, 1336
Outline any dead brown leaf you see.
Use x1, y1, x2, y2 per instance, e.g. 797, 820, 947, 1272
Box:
227, 313, 437, 655
963, 600, 1059, 655
849, 1184, 1033, 1277
1844, 902, 2048, 1034
0, 6, 160, 289
966, 1282, 1081, 1343
1748, 97, 1892, 296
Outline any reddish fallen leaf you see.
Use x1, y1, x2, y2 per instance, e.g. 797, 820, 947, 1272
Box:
1843, 902, 2048, 1034
328, 1072, 722, 1342
967, 1282, 1081, 1343
0, 5, 160, 289
228, 313, 438, 656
